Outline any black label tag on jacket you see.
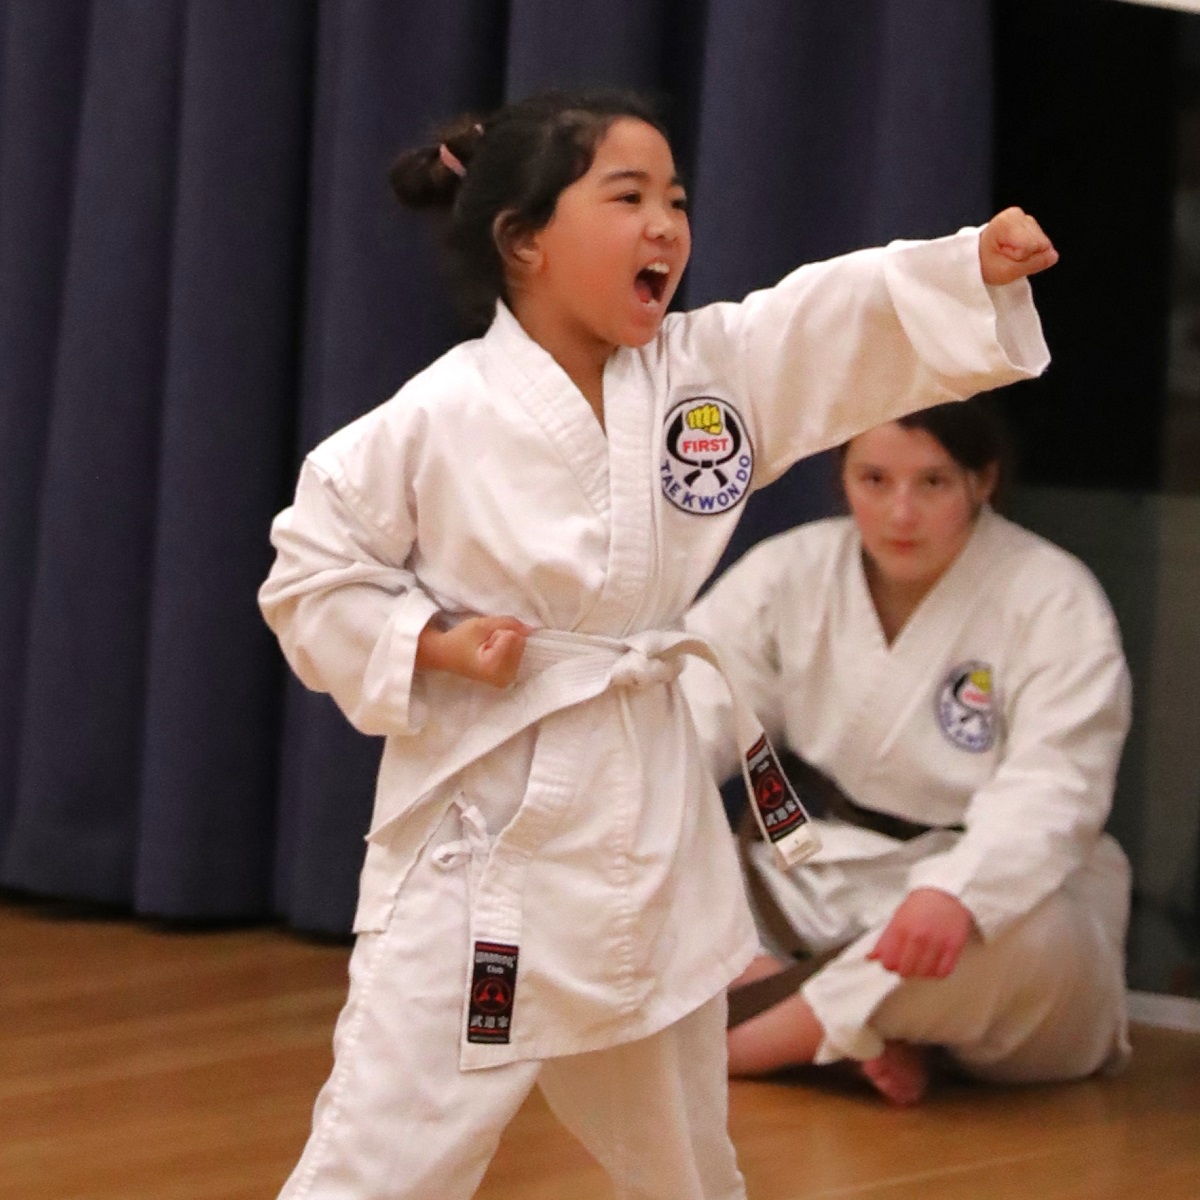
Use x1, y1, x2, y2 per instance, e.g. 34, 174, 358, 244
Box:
467, 940, 519, 1044
747, 735, 808, 842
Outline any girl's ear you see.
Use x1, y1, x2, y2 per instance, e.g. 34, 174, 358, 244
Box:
493, 211, 541, 275
972, 461, 1000, 508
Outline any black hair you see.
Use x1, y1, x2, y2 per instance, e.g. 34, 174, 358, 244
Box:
389, 90, 670, 330
838, 398, 1014, 505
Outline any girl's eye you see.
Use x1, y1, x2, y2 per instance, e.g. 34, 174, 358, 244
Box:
618, 192, 641, 205
672, 196, 689, 212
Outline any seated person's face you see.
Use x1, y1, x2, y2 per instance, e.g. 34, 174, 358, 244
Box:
841, 422, 996, 593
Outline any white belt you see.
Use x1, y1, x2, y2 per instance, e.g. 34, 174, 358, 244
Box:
369, 627, 820, 869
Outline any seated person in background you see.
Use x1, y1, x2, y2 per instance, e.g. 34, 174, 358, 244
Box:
682, 400, 1133, 1105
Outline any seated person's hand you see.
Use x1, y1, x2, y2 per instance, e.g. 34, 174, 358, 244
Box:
867, 887, 978, 979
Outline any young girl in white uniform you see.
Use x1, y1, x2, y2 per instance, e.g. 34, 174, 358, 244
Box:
683, 401, 1131, 1106
259, 89, 1058, 1197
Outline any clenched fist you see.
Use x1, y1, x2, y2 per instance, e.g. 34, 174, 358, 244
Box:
979, 207, 1058, 286
416, 614, 533, 689
685, 403, 723, 436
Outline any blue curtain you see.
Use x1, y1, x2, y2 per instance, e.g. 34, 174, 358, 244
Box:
0, 0, 994, 934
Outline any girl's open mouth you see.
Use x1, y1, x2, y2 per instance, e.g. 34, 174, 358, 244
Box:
635, 262, 669, 305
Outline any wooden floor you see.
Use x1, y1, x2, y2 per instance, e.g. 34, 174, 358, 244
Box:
3, 900, 1199, 1200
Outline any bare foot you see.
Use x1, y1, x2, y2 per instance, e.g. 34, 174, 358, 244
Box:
861, 1041, 929, 1106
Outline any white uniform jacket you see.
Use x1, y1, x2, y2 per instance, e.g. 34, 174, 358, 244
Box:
259, 229, 1049, 1068
684, 509, 1131, 956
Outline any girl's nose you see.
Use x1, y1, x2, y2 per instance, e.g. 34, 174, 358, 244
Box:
889, 488, 918, 524
647, 205, 680, 241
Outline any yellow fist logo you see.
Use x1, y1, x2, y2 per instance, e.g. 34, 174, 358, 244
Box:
685, 403, 723, 436
968, 668, 992, 695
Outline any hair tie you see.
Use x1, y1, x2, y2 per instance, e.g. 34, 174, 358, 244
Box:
439, 143, 467, 178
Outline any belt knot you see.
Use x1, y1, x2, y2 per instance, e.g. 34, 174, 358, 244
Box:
609, 647, 681, 691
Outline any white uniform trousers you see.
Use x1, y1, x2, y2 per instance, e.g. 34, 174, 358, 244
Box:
792, 841, 1131, 1080
278, 808, 747, 1200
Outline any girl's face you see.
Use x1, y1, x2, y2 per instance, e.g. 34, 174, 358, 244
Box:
516, 117, 691, 359
842, 422, 997, 594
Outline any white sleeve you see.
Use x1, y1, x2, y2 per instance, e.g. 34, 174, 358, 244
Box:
670, 227, 1050, 486
907, 574, 1131, 941
681, 537, 793, 783
258, 456, 440, 738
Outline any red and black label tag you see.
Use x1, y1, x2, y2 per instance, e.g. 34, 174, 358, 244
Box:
747, 735, 808, 842
467, 940, 519, 1045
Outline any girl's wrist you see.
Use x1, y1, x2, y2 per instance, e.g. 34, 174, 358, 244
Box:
415, 619, 455, 674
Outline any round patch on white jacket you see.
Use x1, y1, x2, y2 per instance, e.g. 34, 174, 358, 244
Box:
935, 662, 997, 752
660, 397, 753, 515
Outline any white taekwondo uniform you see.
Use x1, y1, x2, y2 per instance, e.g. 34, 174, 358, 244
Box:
684, 509, 1132, 1081
259, 229, 1049, 1199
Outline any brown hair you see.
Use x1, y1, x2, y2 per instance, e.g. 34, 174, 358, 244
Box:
838, 398, 1013, 506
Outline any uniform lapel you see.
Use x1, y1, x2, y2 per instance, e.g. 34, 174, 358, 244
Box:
583, 348, 656, 634
484, 304, 610, 516
483, 308, 659, 636
834, 512, 1001, 788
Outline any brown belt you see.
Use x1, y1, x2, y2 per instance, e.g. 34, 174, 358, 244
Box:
729, 794, 837, 1029
727, 752, 962, 1029
778, 751, 963, 843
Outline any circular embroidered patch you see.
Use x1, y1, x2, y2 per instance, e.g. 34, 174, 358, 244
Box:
660, 396, 754, 515
935, 661, 997, 752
